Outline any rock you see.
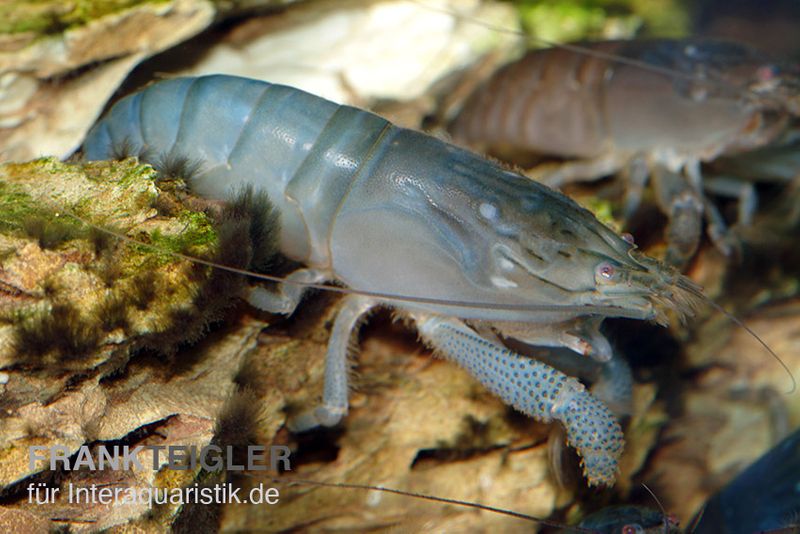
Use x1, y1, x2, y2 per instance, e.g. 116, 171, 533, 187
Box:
643, 299, 800, 525
0, 157, 268, 530
174, 0, 519, 105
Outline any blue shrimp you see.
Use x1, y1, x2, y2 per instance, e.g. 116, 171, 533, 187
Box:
83, 74, 705, 486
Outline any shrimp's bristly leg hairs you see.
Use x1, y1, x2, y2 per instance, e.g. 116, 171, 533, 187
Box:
288, 295, 376, 432
246, 268, 328, 315
414, 314, 623, 486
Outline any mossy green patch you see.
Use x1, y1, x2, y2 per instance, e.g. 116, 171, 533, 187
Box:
0, 182, 40, 233
628, 0, 690, 37
0, 0, 171, 36
516, 0, 640, 44
582, 197, 622, 232
82, 157, 158, 187
139, 210, 217, 264
514, 0, 689, 42
0, 177, 90, 249
0, 159, 158, 249
77, 158, 160, 215
0, 156, 239, 369
21, 213, 87, 249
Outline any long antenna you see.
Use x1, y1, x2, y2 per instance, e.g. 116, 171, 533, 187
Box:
58, 209, 647, 318
675, 275, 796, 394
60, 208, 795, 392
268, 476, 596, 532
641, 482, 675, 533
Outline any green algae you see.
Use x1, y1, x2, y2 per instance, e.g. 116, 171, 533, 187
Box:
143, 210, 217, 262
515, 0, 689, 43
0, 157, 229, 367
0, 182, 40, 233
0, 0, 170, 36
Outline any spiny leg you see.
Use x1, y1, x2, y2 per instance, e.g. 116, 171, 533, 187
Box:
530, 153, 624, 189
415, 314, 623, 486
246, 268, 327, 315
651, 165, 704, 268
703, 175, 758, 227
621, 155, 650, 221
289, 295, 376, 431
684, 161, 738, 258
528, 345, 634, 419
521, 345, 632, 488
591, 355, 634, 418
564, 316, 613, 363
557, 352, 633, 488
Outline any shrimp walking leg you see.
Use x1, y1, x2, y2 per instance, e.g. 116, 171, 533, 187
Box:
494, 316, 613, 362
533, 153, 624, 188
652, 165, 705, 267
541, 348, 633, 487
621, 156, 650, 220
591, 355, 634, 417
517, 344, 633, 417
562, 316, 613, 362
684, 162, 739, 258
246, 268, 328, 315
289, 295, 376, 432
415, 314, 623, 486
703, 176, 758, 226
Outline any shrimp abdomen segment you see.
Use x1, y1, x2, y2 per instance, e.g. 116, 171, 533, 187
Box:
450, 44, 612, 158
84, 75, 379, 265
284, 105, 391, 266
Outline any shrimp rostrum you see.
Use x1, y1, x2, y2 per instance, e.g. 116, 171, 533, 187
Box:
82, 75, 702, 486
449, 39, 800, 267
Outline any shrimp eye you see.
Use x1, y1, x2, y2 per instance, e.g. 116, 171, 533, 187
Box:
595, 262, 617, 283
621, 232, 635, 245
621, 525, 644, 534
